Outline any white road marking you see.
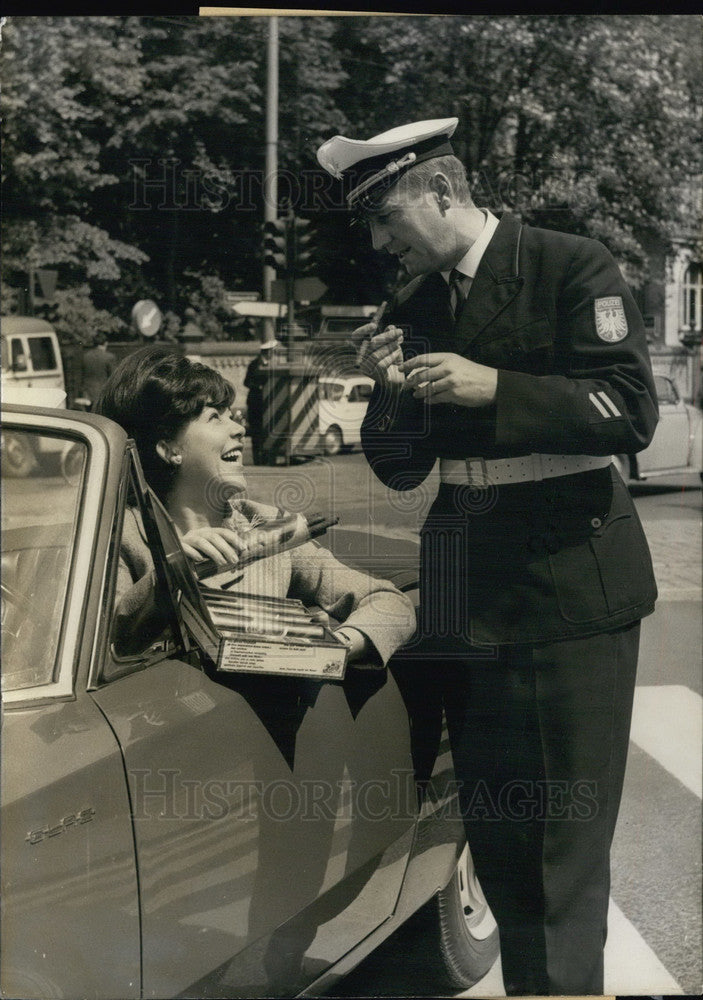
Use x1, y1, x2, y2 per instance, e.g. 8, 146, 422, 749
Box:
604, 899, 683, 994
630, 685, 702, 798
461, 899, 683, 996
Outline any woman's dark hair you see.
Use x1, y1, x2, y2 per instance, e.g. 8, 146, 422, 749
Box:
95, 346, 235, 502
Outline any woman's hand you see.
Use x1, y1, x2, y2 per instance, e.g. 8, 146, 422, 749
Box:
180, 526, 248, 567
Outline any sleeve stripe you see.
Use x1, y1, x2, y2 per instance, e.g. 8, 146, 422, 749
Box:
589, 392, 612, 418
597, 391, 622, 417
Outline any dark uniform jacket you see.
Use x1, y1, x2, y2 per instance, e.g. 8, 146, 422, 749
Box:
361, 212, 659, 646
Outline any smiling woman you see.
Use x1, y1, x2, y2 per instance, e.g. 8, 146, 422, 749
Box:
95, 347, 415, 664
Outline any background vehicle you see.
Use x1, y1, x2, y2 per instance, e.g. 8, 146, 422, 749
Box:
613, 374, 703, 482
318, 375, 374, 456
0, 402, 499, 999
1, 316, 65, 394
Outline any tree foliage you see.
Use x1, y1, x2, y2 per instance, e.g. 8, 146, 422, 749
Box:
1, 14, 700, 331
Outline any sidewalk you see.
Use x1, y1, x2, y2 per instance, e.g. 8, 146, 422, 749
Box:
640, 515, 702, 600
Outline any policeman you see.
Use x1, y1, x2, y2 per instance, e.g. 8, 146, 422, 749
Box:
244, 338, 280, 465
317, 118, 659, 995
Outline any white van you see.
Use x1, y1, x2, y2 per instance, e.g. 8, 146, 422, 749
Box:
1, 316, 65, 396
1, 316, 72, 477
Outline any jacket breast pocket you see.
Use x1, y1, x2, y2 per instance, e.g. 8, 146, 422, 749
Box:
472, 317, 554, 372
548, 508, 657, 625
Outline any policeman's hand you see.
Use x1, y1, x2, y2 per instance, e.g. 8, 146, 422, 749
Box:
180, 526, 249, 567
399, 353, 498, 407
352, 322, 405, 385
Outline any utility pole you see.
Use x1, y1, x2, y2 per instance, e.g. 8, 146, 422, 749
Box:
263, 16, 278, 347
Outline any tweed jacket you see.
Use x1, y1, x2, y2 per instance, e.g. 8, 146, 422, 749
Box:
114, 497, 416, 664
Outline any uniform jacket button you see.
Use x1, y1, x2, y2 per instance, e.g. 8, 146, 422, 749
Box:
590, 516, 603, 529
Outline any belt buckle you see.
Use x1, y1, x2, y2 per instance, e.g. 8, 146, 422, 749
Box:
464, 457, 489, 488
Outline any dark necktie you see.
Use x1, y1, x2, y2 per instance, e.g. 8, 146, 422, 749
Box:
449, 268, 470, 320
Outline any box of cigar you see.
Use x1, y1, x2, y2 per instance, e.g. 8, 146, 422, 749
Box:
180, 585, 349, 680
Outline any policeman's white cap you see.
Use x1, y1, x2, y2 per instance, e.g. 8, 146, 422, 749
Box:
316, 117, 459, 210
260, 338, 280, 350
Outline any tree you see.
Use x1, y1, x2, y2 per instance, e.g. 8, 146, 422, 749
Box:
1, 18, 148, 301
327, 15, 702, 286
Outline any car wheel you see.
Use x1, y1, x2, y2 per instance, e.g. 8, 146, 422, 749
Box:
323, 426, 343, 456
428, 843, 500, 989
611, 454, 630, 482
1, 430, 37, 477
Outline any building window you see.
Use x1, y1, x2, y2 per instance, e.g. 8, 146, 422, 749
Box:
681, 262, 702, 332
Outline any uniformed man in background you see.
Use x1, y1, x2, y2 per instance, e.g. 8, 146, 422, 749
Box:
317, 118, 659, 996
244, 338, 280, 465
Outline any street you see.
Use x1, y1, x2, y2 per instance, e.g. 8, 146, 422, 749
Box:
245, 452, 702, 997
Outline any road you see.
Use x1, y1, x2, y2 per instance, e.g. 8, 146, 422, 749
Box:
245, 454, 702, 997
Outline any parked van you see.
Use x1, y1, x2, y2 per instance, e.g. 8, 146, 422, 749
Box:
1, 316, 65, 396
1, 316, 72, 477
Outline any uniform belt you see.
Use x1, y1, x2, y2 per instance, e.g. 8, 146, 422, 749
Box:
439, 454, 612, 487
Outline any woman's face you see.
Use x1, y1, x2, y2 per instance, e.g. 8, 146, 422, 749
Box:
171, 403, 247, 502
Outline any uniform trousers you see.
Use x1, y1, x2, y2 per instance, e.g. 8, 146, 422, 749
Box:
440, 623, 640, 995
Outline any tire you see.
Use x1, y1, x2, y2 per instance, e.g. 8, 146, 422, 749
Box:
323, 425, 343, 456
1, 431, 37, 477
428, 843, 500, 990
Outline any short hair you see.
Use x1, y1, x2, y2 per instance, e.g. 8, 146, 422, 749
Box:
396, 154, 472, 205
94, 333, 107, 347
357, 154, 472, 220
95, 346, 235, 503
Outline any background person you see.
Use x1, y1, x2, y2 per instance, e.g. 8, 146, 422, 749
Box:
317, 116, 659, 996
79, 332, 116, 410
244, 338, 279, 465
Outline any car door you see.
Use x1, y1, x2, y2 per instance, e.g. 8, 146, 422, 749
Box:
90, 447, 418, 999
1, 413, 141, 1000
638, 375, 691, 474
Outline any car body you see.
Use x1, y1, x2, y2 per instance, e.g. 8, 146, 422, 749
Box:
614, 374, 703, 482
1, 402, 498, 999
318, 375, 375, 456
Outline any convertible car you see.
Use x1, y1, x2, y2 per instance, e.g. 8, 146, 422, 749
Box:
0, 402, 499, 999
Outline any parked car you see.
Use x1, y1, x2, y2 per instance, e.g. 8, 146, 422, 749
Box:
318, 375, 375, 455
612, 374, 703, 482
0, 400, 498, 999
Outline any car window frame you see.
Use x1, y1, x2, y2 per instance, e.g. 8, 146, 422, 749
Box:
26, 334, 59, 374
94, 446, 194, 686
1, 411, 108, 707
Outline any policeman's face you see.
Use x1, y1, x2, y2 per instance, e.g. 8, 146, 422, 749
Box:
365, 182, 460, 276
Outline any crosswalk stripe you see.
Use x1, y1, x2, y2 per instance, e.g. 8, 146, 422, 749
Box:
604, 899, 683, 994
629, 685, 702, 798
462, 898, 684, 996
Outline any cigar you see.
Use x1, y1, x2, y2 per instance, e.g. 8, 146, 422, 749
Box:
355, 300, 388, 368
195, 512, 339, 581
207, 601, 314, 625
215, 613, 326, 640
